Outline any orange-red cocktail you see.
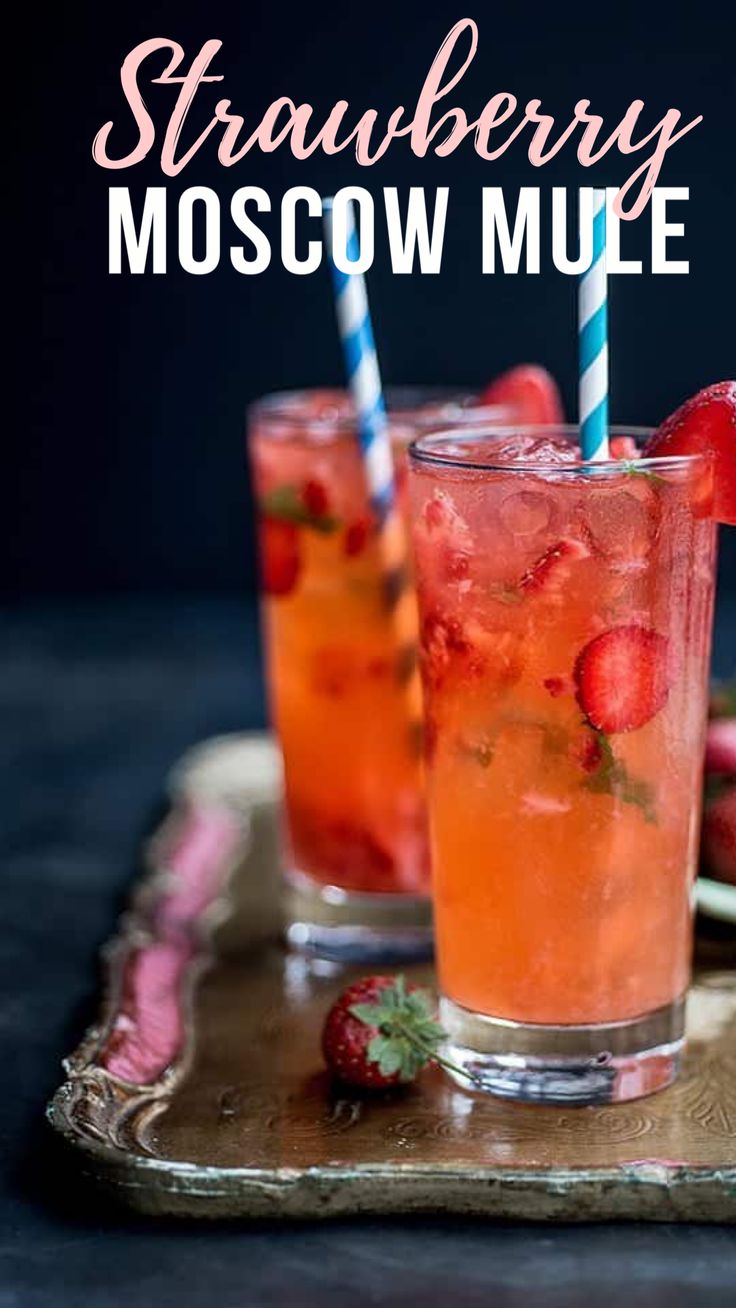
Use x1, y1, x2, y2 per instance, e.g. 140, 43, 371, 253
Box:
409, 426, 716, 1102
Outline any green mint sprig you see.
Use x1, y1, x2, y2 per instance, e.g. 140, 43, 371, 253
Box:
583, 730, 657, 823
620, 461, 666, 486
260, 484, 340, 533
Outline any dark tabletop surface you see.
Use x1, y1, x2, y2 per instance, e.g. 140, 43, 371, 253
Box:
1, 595, 735, 1308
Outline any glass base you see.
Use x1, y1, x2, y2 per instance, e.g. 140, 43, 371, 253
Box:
440, 995, 685, 1105
284, 869, 433, 964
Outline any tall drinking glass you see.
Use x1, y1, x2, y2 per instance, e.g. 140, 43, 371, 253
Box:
408, 426, 717, 1102
248, 389, 512, 961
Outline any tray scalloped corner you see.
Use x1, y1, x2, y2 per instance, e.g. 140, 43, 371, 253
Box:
48, 734, 736, 1222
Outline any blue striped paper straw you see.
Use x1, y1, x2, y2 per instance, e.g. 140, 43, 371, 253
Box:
323, 198, 394, 522
323, 197, 423, 728
579, 189, 609, 461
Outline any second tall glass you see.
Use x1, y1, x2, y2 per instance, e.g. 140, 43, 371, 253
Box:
248, 389, 513, 960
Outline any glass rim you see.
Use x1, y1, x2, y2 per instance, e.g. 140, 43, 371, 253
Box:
248, 386, 515, 435
409, 424, 708, 476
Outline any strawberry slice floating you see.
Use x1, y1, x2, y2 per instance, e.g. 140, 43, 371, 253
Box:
574, 625, 670, 735
479, 364, 565, 426
645, 381, 736, 526
259, 516, 301, 597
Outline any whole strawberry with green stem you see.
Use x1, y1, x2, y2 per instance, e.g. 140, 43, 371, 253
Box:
321, 975, 476, 1090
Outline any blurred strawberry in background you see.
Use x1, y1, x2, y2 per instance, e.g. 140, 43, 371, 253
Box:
702, 682, 736, 887
479, 364, 564, 426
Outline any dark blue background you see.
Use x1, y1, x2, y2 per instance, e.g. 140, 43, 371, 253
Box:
3, 5, 736, 1301
9, 0, 736, 598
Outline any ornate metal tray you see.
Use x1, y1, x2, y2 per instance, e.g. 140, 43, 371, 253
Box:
48, 735, 736, 1221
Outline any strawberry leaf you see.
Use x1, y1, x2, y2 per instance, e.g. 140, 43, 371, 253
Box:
350, 1001, 392, 1027
367, 1035, 404, 1078
348, 976, 482, 1088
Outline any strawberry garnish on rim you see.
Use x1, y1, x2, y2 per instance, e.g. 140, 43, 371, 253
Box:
259, 517, 301, 597
644, 381, 736, 525
479, 365, 564, 426
574, 625, 670, 735
321, 975, 477, 1090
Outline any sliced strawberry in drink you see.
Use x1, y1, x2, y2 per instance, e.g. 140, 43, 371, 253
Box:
416, 491, 474, 599
441, 545, 471, 581
301, 478, 331, 518
421, 490, 461, 533
572, 729, 605, 774
419, 611, 470, 690
644, 381, 736, 525
520, 538, 590, 594
701, 787, 736, 886
610, 435, 641, 461
479, 365, 564, 425
574, 625, 670, 735
419, 610, 506, 689
344, 516, 372, 557
543, 676, 568, 698
259, 517, 301, 597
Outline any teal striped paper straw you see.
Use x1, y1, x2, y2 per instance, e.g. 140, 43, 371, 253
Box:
323, 197, 423, 728
579, 189, 609, 461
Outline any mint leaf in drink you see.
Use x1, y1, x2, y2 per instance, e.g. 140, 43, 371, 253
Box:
260, 483, 340, 533
486, 583, 523, 606
539, 722, 570, 757
620, 462, 666, 486
583, 731, 657, 823
460, 716, 568, 770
